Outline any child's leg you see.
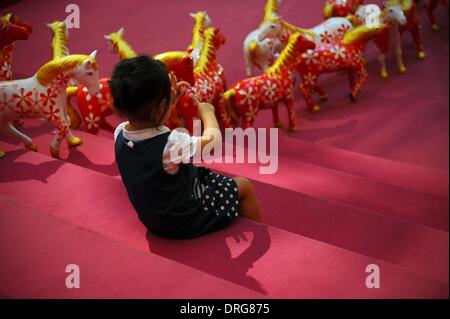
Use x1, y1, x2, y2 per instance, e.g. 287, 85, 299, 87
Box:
233, 176, 262, 222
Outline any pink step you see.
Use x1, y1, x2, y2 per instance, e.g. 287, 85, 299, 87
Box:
0, 149, 447, 298
1, 128, 448, 283
259, 134, 448, 198
0, 195, 264, 299
2, 121, 447, 232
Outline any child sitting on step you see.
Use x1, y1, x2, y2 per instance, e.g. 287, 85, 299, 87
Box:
110, 55, 261, 239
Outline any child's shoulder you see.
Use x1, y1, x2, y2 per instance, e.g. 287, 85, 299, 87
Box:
114, 122, 128, 141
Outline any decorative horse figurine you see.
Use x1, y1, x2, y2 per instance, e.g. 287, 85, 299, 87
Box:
243, 0, 287, 76
356, 0, 409, 78
425, 0, 449, 31
255, 11, 355, 75
298, 25, 384, 113
323, 0, 365, 19
187, 11, 212, 65
104, 27, 196, 130
0, 52, 100, 158
0, 14, 32, 81
176, 27, 231, 132
224, 32, 316, 131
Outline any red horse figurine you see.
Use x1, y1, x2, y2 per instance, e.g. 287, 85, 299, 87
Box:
0, 14, 32, 81
176, 27, 230, 132
298, 25, 383, 113
223, 32, 315, 131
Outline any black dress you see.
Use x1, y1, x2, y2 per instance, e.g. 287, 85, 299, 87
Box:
115, 130, 239, 239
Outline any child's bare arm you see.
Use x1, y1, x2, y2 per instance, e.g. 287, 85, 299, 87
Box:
197, 102, 220, 152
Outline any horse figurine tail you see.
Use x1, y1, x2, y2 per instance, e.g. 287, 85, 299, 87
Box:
66, 86, 82, 129
346, 15, 362, 27
223, 89, 239, 125
323, 2, 334, 19
342, 25, 382, 47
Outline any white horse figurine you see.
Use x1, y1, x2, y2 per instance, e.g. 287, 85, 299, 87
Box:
0, 51, 100, 158
248, 14, 354, 76
355, 0, 407, 78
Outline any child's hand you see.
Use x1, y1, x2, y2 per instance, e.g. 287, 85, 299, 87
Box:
169, 72, 191, 105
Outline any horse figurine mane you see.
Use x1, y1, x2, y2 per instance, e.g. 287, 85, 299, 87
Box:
36, 54, 97, 87
194, 27, 220, 76
47, 21, 69, 59
267, 32, 304, 76
261, 0, 281, 25
189, 11, 209, 50
105, 28, 137, 60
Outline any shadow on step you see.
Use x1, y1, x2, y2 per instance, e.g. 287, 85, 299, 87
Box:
289, 119, 358, 143
147, 221, 272, 295
0, 149, 64, 184
68, 148, 118, 176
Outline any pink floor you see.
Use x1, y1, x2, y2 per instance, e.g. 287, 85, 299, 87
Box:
0, 0, 448, 298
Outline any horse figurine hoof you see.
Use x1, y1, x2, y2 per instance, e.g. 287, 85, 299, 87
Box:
67, 136, 83, 148
50, 146, 60, 159
418, 51, 427, 60
25, 143, 38, 152
274, 121, 283, 128
432, 24, 441, 32
311, 105, 321, 113
0, 150, 6, 159
381, 71, 389, 79
288, 126, 299, 132
319, 94, 328, 101
349, 93, 357, 103
399, 66, 407, 74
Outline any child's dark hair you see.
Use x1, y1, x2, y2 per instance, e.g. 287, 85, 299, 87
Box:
109, 55, 171, 126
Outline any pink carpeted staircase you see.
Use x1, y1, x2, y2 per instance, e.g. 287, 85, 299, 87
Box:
0, 119, 448, 298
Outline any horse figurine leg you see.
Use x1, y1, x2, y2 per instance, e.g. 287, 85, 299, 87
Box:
314, 86, 328, 101
43, 108, 82, 158
393, 26, 407, 74
271, 103, 282, 128
6, 122, 38, 151
299, 81, 321, 113
349, 67, 368, 102
283, 99, 299, 132
408, 20, 426, 59
427, 0, 442, 31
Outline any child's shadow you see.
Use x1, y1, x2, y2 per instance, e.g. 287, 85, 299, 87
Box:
146, 220, 272, 295
0, 149, 65, 184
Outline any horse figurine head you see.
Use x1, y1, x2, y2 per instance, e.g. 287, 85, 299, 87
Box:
0, 19, 29, 48
382, 0, 407, 25
257, 16, 283, 42
37, 50, 100, 95
154, 51, 195, 86
2, 13, 32, 34
104, 27, 137, 60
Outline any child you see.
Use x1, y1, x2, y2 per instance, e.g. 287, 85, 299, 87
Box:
110, 56, 261, 239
